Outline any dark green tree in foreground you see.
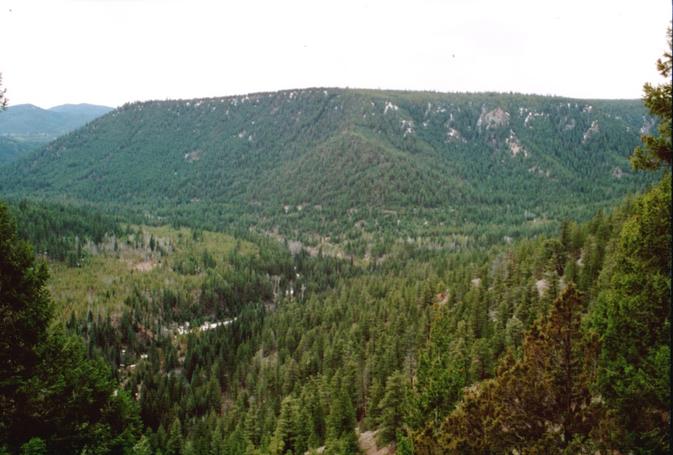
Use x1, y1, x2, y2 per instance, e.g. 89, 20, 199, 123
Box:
0, 202, 140, 454
590, 175, 671, 452
0, 204, 52, 445
599, 24, 672, 451
631, 26, 672, 170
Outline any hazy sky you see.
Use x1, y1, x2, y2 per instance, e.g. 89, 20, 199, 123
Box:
1, 0, 670, 108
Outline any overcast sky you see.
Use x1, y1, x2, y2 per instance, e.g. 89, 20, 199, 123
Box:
1, 0, 670, 108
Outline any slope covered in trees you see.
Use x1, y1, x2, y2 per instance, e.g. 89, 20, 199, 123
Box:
415, 174, 670, 454
0, 103, 112, 142
0, 103, 113, 165
2, 170, 665, 453
0, 136, 39, 166
415, 33, 671, 452
0, 90, 657, 253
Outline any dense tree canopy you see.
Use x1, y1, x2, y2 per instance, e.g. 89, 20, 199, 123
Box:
0, 203, 52, 446
0, 203, 140, 454
1, 154, 668, 453
0, 89, 656, 256
590, 175, 671, 451
416, 286, 602, 454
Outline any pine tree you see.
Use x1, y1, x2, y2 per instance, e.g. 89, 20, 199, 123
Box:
132, 435, 152, 455
365, 378, 383, 429
377, 371, 409, 445
590, 175, 671, 452
300, 380, 326, 447
414, 307, 469, 430
325, 374, 358, 454
0, 204, 52, 445
326, 380, 356, 441
271, 396, 308, 455
166, 417, 183, 455
631, 27, 672, 170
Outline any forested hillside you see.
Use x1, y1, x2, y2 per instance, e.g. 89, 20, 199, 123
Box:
0, 103, 112, 141
0, 136, 38, 166
0, 90, 657, 254
0, 103, 112, 165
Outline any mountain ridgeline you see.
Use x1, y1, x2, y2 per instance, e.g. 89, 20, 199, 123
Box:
0, 89, 656, 253
0, 103, 113, 165
0, 103, 113, 140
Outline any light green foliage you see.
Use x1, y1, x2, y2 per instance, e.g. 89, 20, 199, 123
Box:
271, 396, 308, 455
132, 435, 152, 455
42, 222, 256, 321
166, 417, 183, 455
395, 433, 413, 455
414, 306, 468, 429
19, 438, 46, 455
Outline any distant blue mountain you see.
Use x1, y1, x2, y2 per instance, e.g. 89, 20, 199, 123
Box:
0, 103, 113, 138
48, 103, 113, 120
0, 103, 113, 165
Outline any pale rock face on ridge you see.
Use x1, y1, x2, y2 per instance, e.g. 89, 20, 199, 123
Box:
477, 107, 510, 131
582, 120, 600, 144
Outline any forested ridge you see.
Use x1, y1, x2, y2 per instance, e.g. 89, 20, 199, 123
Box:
0, 89, 658, 255
0, 137, 39, 166
0, 103, 112, 142
0, 103, 113, 165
